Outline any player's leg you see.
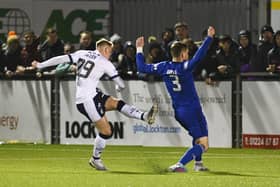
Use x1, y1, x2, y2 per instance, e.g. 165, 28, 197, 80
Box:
89, 116, 112, 171
192, 110, 209, 171
76, 94, 111, 171
169, 107, 208, 172
193, 136, 209, 171
104, 96, 158, 124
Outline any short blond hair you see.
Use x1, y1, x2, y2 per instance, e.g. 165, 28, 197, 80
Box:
96, 38, 113, 48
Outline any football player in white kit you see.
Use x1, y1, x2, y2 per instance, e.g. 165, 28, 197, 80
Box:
32, 38, 158, 171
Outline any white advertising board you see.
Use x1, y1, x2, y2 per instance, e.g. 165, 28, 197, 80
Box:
272, 0, 280, 31
242, 82, 280, 149
60, 80, 232, 147
0, 81, 51, 143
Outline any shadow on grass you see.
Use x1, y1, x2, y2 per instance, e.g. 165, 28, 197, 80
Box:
109, 170, 169, 175
204, 171, 279, 178
206, 171, 256, 177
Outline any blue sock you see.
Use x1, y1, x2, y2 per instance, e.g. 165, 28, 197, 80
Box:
195, 154, 202, 162
179, 144, 204, 165
192, 139, 202, 162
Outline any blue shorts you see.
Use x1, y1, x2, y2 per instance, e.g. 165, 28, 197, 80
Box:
174, 106, 208, 140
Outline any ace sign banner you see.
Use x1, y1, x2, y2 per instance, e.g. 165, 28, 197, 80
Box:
0, 0, 109, 43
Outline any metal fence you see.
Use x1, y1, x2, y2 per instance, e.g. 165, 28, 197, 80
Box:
111, 0, 261, 43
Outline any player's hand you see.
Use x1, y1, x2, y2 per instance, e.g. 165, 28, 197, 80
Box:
217, 65, 227, 74
32, 61, 39, 69
266, 64, 276, 73
207, 26, 215, 38
136, 36, 145, 48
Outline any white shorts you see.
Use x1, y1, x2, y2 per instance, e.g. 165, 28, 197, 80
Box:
76, 90, 110, 122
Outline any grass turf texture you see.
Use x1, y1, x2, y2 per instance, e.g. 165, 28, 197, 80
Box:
0, 144, 279, 187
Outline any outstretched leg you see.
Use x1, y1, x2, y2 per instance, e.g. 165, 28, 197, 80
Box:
104, 96, 158, 124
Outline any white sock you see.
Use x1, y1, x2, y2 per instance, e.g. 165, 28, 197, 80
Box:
93, 135, 106, 159
120, 104, 144, 120
195, 161, 203, 165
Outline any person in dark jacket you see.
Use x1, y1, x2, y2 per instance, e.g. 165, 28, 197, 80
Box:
256, 25, 274, 72
117, 41, 137, 78
4, 34, 23, 75
40, 28, 64, 61
79, 31, 96, 50
237, 30, 258, 73
19, 31, 42, 74
266, 30, 280, 73
214, 35, 240, 80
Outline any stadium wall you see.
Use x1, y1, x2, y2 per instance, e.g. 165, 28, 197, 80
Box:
60, 80, 232, 147
242, 81, 280, 149
0, 79, 232, 147
0, 80, 51, 143
1, 79, 280, 148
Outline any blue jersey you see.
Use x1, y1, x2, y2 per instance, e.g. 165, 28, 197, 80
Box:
136, 37, 212, 108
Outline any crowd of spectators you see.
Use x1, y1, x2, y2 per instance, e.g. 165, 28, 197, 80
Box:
0, 22, 280, 83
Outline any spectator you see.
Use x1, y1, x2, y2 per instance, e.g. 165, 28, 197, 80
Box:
181, 38, 198, 59
174, 21, 190, 41
211, 35, 240, 80
55, 42, 77, 76
266, 30, 280, 73
40, 28, 64, 61
79, 31, 95, 50
19, 31, 42, 73
4, 33, 23, 75
146, 41, 167, 64
64, 42, 75, 54
194, 29, 219, 82
109, 33, 124, 67
117, 41, 137, 78
256, 25, 274, 72
237, 30, 258, 73
160, 28, 175, 59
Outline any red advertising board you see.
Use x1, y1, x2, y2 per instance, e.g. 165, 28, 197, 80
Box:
242, 134, 280, 149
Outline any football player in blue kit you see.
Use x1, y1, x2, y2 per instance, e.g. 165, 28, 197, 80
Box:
136, 26, 215, 172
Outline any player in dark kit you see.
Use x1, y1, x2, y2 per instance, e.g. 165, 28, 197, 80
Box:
136, 26, 215, 172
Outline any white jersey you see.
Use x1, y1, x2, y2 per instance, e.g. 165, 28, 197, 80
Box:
37, 50, 125, 104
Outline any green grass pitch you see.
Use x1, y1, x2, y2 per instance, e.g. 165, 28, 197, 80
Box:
0, 144, 279, 187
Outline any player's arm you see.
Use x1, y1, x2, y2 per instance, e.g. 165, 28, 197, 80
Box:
104, 60, 125, 90
184, 26, 215, 71
136, 36, 162, 74
32, 55, 71, 70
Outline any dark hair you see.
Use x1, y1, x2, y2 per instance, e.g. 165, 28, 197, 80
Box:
238, 30, 251, 43
261, 25, 274, 34
46, 28, 57, 34
174, 22, 188, 30
161, 28, 175, 40
273, 30, 280, 46
80, 31, 93, 38
23, 30, 35, 37
170, 41, 187, 58
219, 34, 232, 43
